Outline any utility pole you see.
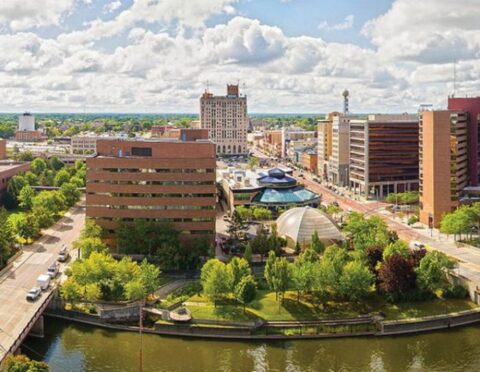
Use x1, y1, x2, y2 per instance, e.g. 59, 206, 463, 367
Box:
139, 299, 144, 372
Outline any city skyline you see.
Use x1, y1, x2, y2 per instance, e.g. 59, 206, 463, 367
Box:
0, 0, 479, 113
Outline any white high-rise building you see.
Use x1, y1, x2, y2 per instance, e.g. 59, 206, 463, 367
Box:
18, 113, 35, 131
200, 84, 248, 156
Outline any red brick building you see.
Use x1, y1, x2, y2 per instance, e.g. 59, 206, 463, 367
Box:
86, 133, 216, 249
0, 139, 6, 160
0, 161, 31, 201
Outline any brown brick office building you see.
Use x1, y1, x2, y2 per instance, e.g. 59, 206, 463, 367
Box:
86, 132, 216, 249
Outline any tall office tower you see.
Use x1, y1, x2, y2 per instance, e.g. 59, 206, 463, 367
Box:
419, 111, 468, 228
317, 112, 340, 180
349, 114, 419, 198
448, 97, 480, 186
86, 130, 216, 249
200, 84, 248, 156
330, 115, 353, 187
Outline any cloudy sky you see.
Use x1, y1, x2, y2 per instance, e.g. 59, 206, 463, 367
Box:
1, 0, 479, 113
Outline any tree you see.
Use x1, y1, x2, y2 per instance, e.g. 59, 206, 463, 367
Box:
416, 251, 454, 293
440, 207, 473, 240
24, 171, 39, 186
343, 212, 391, 251
0, 208, 15, 267
227, 257, 251, 290
54, 168, 71, 187
33, 191, 66, 217
227, 210, 247, 241
201, 259, 231, 306
339, 261, 375, 302
84, 283, 101, 302
251, 224, 270, 260
81, 219, 103, 240
264, 250, 276, 291
383, 240, 410, 261
248, 156, 260, 169
244, 242, 253, 263
15, 213, 40, 242
31, 158, 47, 175
2, 354, 50, 372
49, 156, 65, 171
18, 185, 35, 210
59, 182, 80, 207
235, 205, 251, 222
74, 237, 108, 259
125, 280, 147, 301
378, 255, 416, 300
6, 174, 27, 207
32, 206, 54, 229
270, 257, 290, 302
315, 245, 348, 297
268, 224, 282, 254
252, 206, 272, 221
365, 246, 384, 274
290, 259, 315, 301
61, 278, 82, 303
310, 230, 324, 254
140, 259, 161, 296
235, 275, 257, 311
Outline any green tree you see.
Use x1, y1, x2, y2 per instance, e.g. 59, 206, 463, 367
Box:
74, 237, 108, 259
227, 256, 251, 290
264, 250, 276, 291
2, 354, 50, 372
235, 205, 251, 221
248, 156, 260, 169
234, 275, 257, 311
201, 259, 231, 306
61, 278, 82, 303
251, 224, 270, 260
81, 219, 103, 240
416, 251, 454, 293
0, 208, 15, 267
15, 213, 40, 242
59, 182, 80, 207
54, 168, 71, 187
244, 242, 253, 263
440, 208, 473, 240
315, 245, 348, 297
31, 205, 54, 229
31, 158, 47, 175
140, 259, 161, 296
6, 174, 27, 207
270, 257, 290, 302
125, 280, 147, 301
49, 156, 65, 171
290, 259, 315, 301
33, 191, 66, 217
252, 206, 272, 221
84, 283, 102, 302
310, 230, 324, 254
339, 261, 375, 302
18, 185, 35, 210
343, 212, 391, 251
383, 240, 410, 261
24, 171, 39, 186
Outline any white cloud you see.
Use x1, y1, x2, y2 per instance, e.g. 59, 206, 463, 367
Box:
0, 0, 75, 30
319, 15, 354, 31
363, 0, 480, 63
103, 1, 122, 14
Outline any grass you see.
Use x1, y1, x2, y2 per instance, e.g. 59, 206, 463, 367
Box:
184, 291, 478, 322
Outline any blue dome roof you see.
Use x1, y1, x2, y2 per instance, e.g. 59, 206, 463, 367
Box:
258, 168, 296, 186
268, 168, 285, 179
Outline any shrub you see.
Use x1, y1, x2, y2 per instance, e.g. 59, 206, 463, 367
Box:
443, 284, 469, 299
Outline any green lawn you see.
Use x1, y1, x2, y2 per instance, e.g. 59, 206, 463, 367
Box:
184, 290, 478, 322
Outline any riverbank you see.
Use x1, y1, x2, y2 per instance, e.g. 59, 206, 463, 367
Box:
45, 304, 480, 340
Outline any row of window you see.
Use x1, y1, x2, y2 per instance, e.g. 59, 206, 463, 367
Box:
91, 217, 215, 223
92, 168, 215, 174
87, 180, 215, 186
89, 205, 215, 210
88, 192, 216, 198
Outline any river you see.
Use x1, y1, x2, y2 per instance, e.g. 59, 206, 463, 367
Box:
22, 318, 480, 372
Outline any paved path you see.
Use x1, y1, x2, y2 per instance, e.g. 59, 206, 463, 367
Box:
155, 280, 195, 299
0, 203, 85, 361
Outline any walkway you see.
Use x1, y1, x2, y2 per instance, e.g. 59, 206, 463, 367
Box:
0, 203, 85, 362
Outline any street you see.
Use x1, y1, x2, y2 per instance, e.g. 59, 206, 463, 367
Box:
0, 203, 85, 360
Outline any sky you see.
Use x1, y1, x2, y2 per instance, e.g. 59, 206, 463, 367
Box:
0, 0, 479, 113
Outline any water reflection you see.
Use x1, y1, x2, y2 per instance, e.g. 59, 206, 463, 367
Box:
23, 319, 480, 372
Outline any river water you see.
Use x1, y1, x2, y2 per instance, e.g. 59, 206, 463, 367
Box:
23, 318, 480, 372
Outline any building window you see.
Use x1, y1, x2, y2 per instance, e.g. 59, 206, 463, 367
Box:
132, 147, 152, 156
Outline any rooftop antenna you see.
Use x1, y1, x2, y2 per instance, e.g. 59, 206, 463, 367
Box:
342, 90, 350, 115
205, 80, 210, 93
242, 82, 247, 97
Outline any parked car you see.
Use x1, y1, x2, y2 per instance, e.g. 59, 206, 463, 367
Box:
47, 262, 60, 278
26, 287, 42, 302
57, 246, 70, 262
37, 274, 51, 291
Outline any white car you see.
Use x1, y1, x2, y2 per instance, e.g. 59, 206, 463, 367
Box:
47, 262, 60, 278
26, 287, 41, 302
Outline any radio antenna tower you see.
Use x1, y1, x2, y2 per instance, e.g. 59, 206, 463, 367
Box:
453, 60, 457, 97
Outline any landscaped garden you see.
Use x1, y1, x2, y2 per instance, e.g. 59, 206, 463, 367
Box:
181, 211, 477, 324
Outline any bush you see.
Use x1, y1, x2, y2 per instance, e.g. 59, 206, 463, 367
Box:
407, 215, 419, 226
443, 284, 469, 299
